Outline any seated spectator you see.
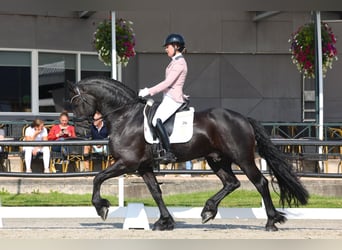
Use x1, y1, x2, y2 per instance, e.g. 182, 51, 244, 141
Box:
48, 111, 76, 154
23, 118, 50, 173
83, 111, 108, 171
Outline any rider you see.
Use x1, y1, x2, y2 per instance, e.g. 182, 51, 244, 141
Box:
138, 33, 188, 163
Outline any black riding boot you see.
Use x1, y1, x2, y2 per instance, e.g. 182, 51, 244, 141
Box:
155, 119, 177, 163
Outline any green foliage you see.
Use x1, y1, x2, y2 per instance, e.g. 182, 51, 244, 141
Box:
0, 192, 117, 206
1, 190, 341, 208
289, 22, 338, 78
93, 18, 136, 66
0, 188, 9, 194
94, 20, 112, 65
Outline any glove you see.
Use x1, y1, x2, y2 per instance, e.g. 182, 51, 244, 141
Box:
138, 88, 150, 97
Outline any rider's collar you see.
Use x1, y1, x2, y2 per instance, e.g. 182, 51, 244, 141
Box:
172, 53, 183, 60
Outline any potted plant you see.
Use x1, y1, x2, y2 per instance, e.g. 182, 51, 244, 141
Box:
289, 22, 338, 79
94, 18, 136, 66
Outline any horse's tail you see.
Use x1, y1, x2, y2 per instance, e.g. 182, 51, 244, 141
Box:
247, 117, 309, 207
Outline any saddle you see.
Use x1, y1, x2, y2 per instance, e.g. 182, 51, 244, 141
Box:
143, 99, 194, 144
145, 99, 190, 139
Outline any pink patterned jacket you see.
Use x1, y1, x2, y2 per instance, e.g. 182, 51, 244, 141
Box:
148, 55, 187, 103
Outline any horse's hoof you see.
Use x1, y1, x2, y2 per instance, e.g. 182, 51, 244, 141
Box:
201, 211, 214, 224
99, 207, 109, 221
265, 225, 278, 232
152, 223, 174, 231
152, 217, 175, 231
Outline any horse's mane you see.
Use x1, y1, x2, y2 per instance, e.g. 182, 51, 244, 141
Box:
77, 76, 138, 106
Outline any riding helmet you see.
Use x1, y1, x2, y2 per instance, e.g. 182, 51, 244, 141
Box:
163, 34, 185, 51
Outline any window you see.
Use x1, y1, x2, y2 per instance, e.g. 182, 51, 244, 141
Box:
38, 53, 76, 113
0, 51, 31, 112
81, 54, 111, 79
0, 50, 112, 115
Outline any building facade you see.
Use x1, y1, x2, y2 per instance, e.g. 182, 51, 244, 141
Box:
0, 11, 341, 122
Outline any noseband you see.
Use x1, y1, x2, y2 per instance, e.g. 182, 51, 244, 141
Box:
70, 86, 115, 123
70, 86, 92, 123
70, 86, 84, 104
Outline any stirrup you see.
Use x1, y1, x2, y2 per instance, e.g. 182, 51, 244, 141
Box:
157, 151, 177, 164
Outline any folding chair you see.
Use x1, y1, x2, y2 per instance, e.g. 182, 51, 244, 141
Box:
63, 138, 86, 172
49, 150, 66, 173
88, 145, 114, 171
298, 137, 328, 173
0, 151, 10, 172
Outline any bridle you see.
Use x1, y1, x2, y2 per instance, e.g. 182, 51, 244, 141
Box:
70, 86, 93, 123
70, 86, 85, 104
70, 85, 143, 123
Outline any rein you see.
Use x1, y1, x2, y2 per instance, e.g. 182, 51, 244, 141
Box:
92, 99, 141, 122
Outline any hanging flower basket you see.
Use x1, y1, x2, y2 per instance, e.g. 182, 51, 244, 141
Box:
94, 18, 136, 67
289, 22, 338, 79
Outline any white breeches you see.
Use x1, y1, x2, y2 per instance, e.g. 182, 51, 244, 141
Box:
24, 146, 50, 170
152, 95, 183, 126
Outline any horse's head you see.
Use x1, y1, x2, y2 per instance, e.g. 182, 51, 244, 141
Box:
68, 76, 141, 137
67, 81, 96, 137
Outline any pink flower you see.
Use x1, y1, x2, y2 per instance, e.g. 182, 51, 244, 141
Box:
289, 22, 338, 78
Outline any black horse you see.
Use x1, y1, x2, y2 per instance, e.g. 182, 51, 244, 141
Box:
68, 76, 309, 231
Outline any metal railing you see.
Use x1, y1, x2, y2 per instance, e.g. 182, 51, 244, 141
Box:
0, 120, 60, 139
0, 139, 108, 147
0, 138, 341, 178
2, 120, 342, 140
0, 139, 108, 177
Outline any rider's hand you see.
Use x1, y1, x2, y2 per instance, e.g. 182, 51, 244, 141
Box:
138, 88, 149, 97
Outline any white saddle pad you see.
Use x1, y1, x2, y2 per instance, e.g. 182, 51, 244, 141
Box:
143, 107, 195, 144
